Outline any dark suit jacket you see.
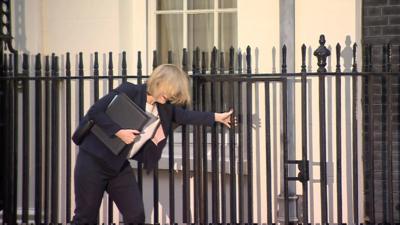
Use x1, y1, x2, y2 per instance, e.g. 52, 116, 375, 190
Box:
78, 82, 215, 172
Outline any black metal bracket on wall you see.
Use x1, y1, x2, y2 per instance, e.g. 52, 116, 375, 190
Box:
286, 160, 310, 183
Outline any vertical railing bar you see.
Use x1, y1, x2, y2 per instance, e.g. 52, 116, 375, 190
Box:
265, 80, 272, 225
191, 49, 199, 223
220, 51, 227, 225
228, 46, 237, 224
108, 51, 115, 224
21, 53, 30, 223
94, 52, 100, 225
2, 53, 9, 223
181, 48, 191, 223
4, 56, 12, 223
385, 43, 394, 225
201, 51, 208, 224
352, 43, 358, 73
168, 123, 175, 224
51, 55, 60, 223
197, 48, 204, 223
282, 82, 289, 225
300, 44, 309, 225
152, 50, 158, 71
78, 53, 84, 120
11, 52, 18, 224
34, 54, 41, 224
122, 51, 127, 82
136, 51, 144, 194
193, 67, 206, 224
166, 49, 175, 224
1, 51, 4, 220
196, 48, 204, 225
353, 44, 360, 225
197, 75, 204, 225
367, 74, 375, 223
137, 51, 143, 222
3, 53, 12, 224
108, 52, 114, 90
314, 35, 329, 224
319, 70, 328, 225
237, 50, 244, 225
336, 43, 343, 225
108, 52, 114, 82
282, 45, 289, 225
136, 51, 142, 85
1, 51, 5, 221
152, 50, 159, 225
51, 53, 56, 221
201, 85, 209, 225
211, 46, 220, 223
44, 55, 51, 224
168, 50, 173, 65
65, 52, 72, 223
153, 167, 159, 224
182, 48, 191, 223
93, 52, 99, 101
245, 46, 253, 225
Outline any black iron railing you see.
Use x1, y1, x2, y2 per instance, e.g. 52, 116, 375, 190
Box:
0, 35, 399, 225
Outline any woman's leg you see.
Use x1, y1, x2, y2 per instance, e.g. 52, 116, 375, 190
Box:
72, 150, 108, 224
107, 162, 145, 224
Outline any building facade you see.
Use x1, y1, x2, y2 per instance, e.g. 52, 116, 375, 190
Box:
2, 0, 399, 224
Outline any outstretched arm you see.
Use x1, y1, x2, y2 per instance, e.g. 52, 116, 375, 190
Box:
173, 106, 233, 128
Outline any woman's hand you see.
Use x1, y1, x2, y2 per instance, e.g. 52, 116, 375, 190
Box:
115, 129, 141, 144
215, 109, 234, 128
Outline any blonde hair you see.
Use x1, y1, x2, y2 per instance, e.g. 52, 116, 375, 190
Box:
147, 64, 191, 105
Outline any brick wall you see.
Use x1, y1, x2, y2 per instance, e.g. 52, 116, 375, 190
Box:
363, 0, 400, 223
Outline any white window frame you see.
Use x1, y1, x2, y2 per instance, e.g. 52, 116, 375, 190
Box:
147, 0, 237, 73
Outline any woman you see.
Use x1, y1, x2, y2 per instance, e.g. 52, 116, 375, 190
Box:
72, 64, 233, 224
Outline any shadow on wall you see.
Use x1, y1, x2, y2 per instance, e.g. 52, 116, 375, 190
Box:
241, 35, 358, 224
304, 35, 357, 224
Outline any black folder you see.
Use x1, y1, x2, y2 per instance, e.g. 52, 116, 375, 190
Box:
91, 93, 151, 156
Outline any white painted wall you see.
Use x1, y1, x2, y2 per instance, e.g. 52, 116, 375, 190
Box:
237, 1, 281, 223
293, 0, 364, 224
238, 0, 280, 73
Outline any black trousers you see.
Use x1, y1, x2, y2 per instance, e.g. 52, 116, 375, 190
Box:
72, 149, 145, 224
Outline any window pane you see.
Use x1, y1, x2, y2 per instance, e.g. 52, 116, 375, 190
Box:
219, 0, 237, 8
219, 12, 237, 69
157, 14, 183, 65
187, 13, 214, 68
188, 0, 214, 10
157, 0, 183, 10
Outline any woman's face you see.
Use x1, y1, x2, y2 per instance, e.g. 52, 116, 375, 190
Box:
153, 92, 169, 104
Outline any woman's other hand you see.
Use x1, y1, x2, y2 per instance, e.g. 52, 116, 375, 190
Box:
215, 109, 234, 128
115, 129, 141, 144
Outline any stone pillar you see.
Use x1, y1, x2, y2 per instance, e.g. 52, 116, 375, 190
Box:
278, 0, 299, 223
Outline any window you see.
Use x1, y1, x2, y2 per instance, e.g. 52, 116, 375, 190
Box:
156, 0, 237, 70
